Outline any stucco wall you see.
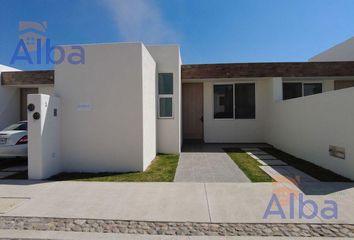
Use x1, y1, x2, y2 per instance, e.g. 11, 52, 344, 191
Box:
266, 87, 354, 180
55, 43, 156, 172
28, 94, 61, 179
146, 45, 181, 154
0, 65, 20, 130
203, 78, 270, 143
142, 45, 157, 169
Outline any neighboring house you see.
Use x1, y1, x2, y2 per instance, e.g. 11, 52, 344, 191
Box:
309, 36, 354, 90
0, 39, 354, 180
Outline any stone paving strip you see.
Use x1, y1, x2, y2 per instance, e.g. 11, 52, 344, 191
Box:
241, 148, 320, 182
256, 160, 288, 166
260, 166, 319, 183
0, 217, 353, 237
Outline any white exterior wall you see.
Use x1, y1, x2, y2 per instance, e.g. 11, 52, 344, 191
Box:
28, 94, 61, 179
141, 45, 157, 169
310, 37, 354, 62
203, 78, 270, 143
265, 87, 354, 180
55, 43, 156, 172
0, 65, 20, 130
146, 45, 181, 154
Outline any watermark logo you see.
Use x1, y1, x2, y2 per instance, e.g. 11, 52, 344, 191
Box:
10, 21, 85, 65
263, 176, 338, 220
19, 21, 47, 52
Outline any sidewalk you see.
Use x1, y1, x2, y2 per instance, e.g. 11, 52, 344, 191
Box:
0, 230, 344, 240
0, 180, 353, 224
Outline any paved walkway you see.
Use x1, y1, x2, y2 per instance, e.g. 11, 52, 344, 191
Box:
243, 148, 320, 183
174, 143, 263, 182
174, 152, 250, 182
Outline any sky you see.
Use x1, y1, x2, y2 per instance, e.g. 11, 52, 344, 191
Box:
1, 0, 354, 70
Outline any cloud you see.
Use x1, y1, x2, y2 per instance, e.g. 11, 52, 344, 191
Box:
102, 0, 177, 44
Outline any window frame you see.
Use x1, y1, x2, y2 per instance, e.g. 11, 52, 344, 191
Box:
213, 81, 256, 120
282, 81, 324, 100
158, 73, 174, 119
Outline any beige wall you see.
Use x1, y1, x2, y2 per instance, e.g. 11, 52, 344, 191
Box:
203, 78, 270, 143
146, 45, 181, 154
55, 43, 156, 172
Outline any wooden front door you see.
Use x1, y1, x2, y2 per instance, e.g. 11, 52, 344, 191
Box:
20, 88, 38, 120
182, 83, 203, 140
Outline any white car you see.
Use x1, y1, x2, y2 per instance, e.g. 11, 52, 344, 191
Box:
0, 121, 28, 158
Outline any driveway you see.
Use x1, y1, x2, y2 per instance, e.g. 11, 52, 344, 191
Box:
174, 152, 250, 182
173, 143, 270, 182
0, 158, 27, 179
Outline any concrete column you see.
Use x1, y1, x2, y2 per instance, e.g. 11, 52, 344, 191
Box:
272, 77, 283, 101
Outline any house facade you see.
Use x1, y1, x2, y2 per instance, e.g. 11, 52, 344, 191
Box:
1, 39, 354, 180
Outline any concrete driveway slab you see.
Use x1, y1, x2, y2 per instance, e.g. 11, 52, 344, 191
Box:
1, 180, 353, 226
5, 182, 210, 222
294, 182, 354, 224
0, 180, 53, 198
174, 152, 250, 183
205, 183, 322, 223
0, 198, 28, 214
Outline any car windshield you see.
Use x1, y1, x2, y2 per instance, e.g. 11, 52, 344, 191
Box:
2, 122, 27, 131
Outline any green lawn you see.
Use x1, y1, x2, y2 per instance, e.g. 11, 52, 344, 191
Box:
262, 148, 351, 182
49, 154, 179, 182
224, 149, 273, 182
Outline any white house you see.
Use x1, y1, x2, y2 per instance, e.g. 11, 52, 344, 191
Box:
1, 39, 354, 180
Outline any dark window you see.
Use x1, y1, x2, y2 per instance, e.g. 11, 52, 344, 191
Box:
235, 83, 255, 119
158, 73, 173, 118
304, 83, 322, 96
159, 97, 173, 117
283, 83, 302, 100
214, 85, 233, 118
158, 73, 173, 94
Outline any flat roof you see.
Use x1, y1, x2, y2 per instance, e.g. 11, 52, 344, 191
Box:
2, 61, 354, 86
